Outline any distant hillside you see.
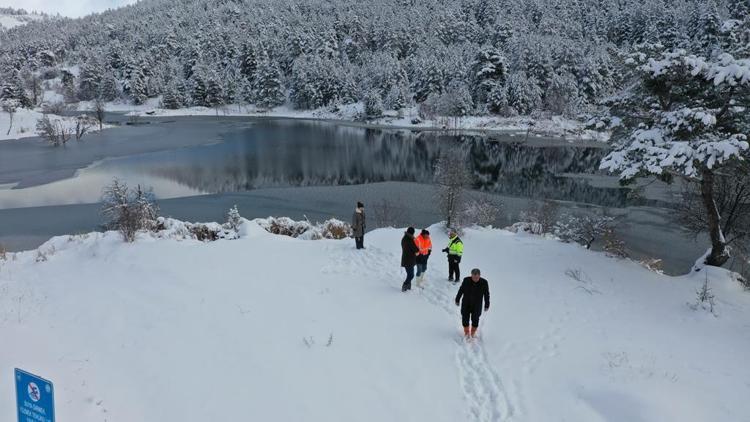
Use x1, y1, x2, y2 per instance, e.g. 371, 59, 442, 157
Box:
0, 7, 47, 31
0, 0, 746, 116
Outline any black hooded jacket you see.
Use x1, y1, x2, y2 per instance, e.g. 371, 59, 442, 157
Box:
455, 277, 490, 309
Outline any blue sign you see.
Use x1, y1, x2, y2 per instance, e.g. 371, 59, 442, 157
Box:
15, 369, 55, 422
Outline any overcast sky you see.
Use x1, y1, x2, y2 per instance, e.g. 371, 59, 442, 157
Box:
1, 0, 138, 18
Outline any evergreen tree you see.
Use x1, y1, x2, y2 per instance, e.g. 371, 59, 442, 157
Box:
0, 72, 31, 107
470, 46, 507, 107
253, 58, 285, 109
506, 72, 542, 115
363, 89, 384, 117
205, 71, 224, 107
61, 70, 78, 104
384, 84, 408, 111
78, 58, 104, 101
190, 71, 208, 106
601, 49, 750, 266
98, 71, 119, 101
161, 82, 182, 109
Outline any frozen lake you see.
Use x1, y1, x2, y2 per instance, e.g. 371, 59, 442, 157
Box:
0, 115, 705, 273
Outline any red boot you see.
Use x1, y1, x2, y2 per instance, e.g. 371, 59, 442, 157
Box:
463, 326, 470, 338
470, 326, 478, 338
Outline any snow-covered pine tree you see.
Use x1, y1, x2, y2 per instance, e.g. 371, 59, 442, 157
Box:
98, 70, 119, 101
240, 42, 258, 81
205, 71, 224, 108
505, 72, 542, 115
61, 70, 78, 104
253, 57, 285, 109
190, 71, 208, 107
384, 84, 408, 111
123, 60, 148, 105
78, 57, 104, 101
0, 72, 30, 108
161, 82, 182, 109
470, 46, 507, 108
693, 1, 723, 57
363, 89, 384, 117
600, 49, 750, 266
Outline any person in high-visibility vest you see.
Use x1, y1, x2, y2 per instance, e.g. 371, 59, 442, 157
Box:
442, 229, 463, 282
414, 229, 433, 287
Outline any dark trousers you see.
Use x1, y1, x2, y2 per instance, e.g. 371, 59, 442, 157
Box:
448, 255, 461, 281
461, 305, 482, 328
402, 265, 415, 290
355, 236, 364, 249
416, 255, 428, 277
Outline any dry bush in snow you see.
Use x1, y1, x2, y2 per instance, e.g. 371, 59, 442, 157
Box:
101, 179, 159, 242
462, 196, 503, 227
519, 200, 560, 234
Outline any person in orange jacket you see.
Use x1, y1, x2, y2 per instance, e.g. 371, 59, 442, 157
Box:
414, 229, 433, 287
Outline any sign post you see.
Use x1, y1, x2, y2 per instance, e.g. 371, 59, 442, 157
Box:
15, 368, 55, 422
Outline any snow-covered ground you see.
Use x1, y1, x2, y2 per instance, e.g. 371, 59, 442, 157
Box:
0, 12, 44, 31
96, 98, 604, 141
1, 220, 748, 421
0, 108, 109, 141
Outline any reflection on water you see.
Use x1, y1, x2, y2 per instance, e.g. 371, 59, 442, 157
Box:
0, 119, 628, 209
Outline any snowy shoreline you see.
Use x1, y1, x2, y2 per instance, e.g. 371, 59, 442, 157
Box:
79, 98, 607, 142
1, 219, 748, 421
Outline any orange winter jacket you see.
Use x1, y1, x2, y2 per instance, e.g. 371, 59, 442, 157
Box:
415, 234, 432, 255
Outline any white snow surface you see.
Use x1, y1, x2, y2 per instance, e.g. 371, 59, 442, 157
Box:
1, 221, 749, 421
0, 108, 110, 141
114, 100, 605, 141
0, 13, 43, 30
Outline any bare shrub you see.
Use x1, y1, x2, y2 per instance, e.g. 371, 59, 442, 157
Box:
554, 213, 616, 249
640, 258, 664, 274
257, 217, 351, 240
372, 198, 410, 228
676, 160, 749, 267
36, 115, 72, 146
462, 195, 503, 227
519, 200, 560, 234
434, 146, 472, 229
93, 99, 106, 131
564, 267, 601, 295
41, 101, 71, 114
2, 99, 19, 136
320, 219, 352, 239
101, 179, 159, 242
0, 244, 7, 261
603, 228, 628, 258
506, 221, 544, 235
689, 274, 716, 315
75, 115, 96, 140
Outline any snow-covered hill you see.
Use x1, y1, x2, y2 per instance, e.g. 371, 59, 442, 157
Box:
0, 10, 44, 31
1, 221, 748, 421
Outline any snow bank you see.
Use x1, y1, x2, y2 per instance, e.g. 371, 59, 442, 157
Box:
253, 216, 352, 240
0, 108, 110, 141
122, 101, 604, 141
1, 221, 748, 421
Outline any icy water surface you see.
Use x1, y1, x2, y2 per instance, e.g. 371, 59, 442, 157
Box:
0, 116, 705, 273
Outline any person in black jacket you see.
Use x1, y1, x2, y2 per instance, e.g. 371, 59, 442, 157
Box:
454, 268, 490, 338
352, 201, 366, 249
400, 227, 419, 292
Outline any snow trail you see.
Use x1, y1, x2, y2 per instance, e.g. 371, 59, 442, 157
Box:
324, 242, 516, 421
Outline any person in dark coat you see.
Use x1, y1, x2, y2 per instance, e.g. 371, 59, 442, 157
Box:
352, 201, 366, 249
400, 227, 419, 292
454, 268, 490, 339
